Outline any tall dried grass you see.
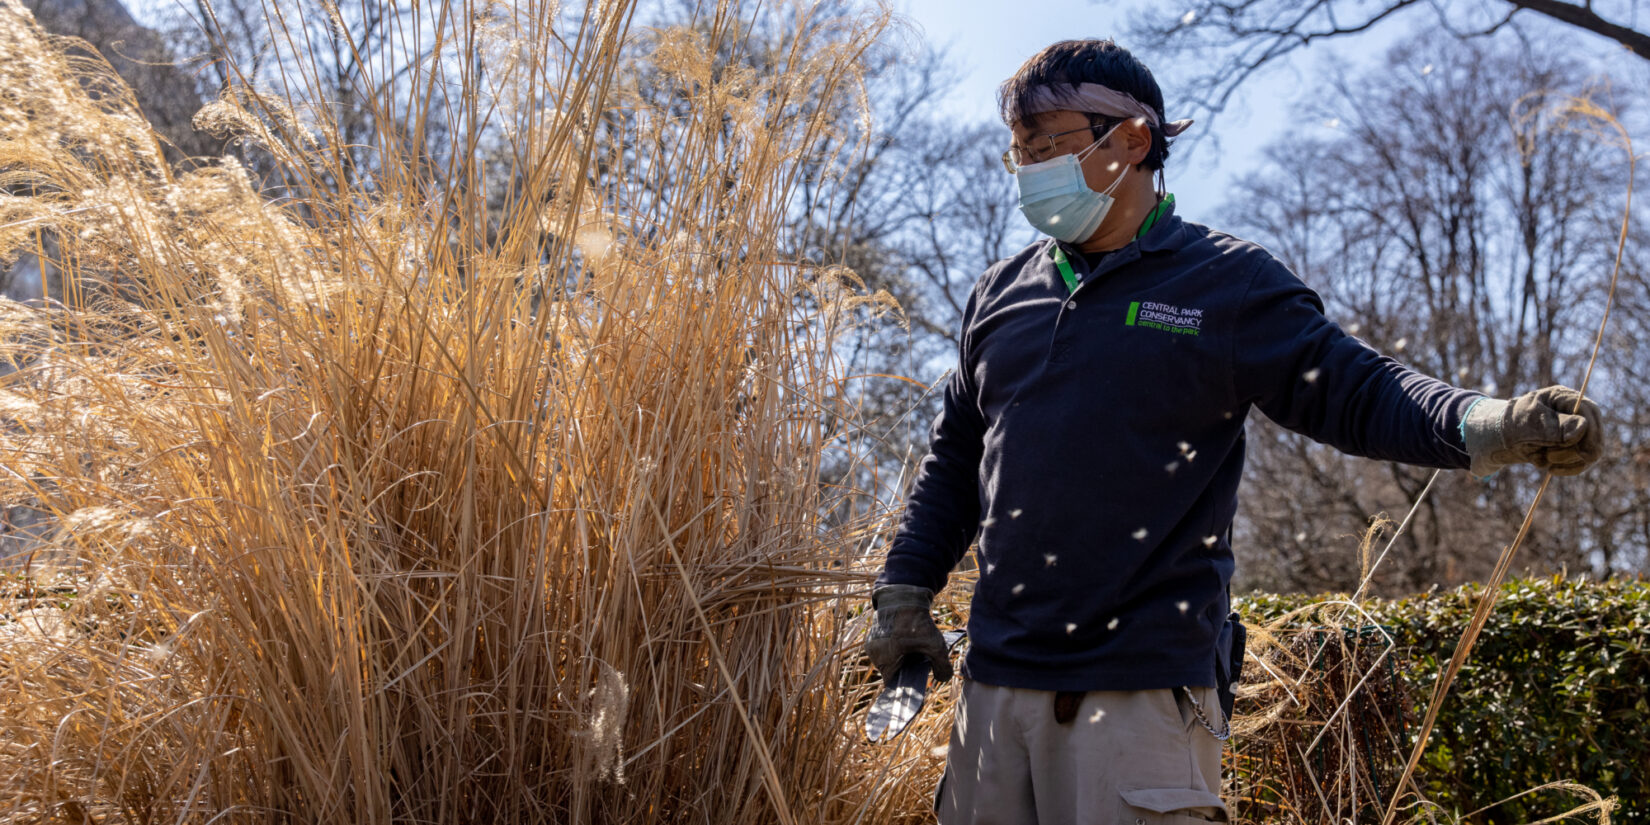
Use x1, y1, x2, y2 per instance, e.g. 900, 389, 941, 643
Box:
0, 0, 949, 821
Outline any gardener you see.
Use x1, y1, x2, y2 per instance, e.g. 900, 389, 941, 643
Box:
867, 39, 1605, 825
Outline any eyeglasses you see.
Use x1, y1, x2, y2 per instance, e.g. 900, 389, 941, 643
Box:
1001, 123, 1107, 173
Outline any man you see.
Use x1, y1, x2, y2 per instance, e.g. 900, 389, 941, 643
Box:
866, 39, 1604, 825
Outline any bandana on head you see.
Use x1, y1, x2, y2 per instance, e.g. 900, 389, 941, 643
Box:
1013, 82, 1194, 137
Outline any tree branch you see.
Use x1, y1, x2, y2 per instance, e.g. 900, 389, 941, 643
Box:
1504, 0, 1650, 56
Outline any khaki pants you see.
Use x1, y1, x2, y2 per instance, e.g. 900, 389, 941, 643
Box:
935, 680, 1227, 825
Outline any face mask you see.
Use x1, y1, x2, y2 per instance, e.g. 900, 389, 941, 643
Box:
1014, 124, 1127, 243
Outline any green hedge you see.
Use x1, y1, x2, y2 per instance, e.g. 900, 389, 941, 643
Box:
1235, 577, 1650, 823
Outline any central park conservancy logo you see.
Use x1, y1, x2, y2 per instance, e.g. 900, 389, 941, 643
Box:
1125, 300, 1203, 336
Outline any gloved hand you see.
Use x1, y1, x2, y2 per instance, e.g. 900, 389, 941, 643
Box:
865, 584, 953, 683
1462, 385, 1605, 477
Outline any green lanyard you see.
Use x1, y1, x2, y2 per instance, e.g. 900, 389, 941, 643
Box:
1051, 194, 1176, 294
1052, 247, 1080, 294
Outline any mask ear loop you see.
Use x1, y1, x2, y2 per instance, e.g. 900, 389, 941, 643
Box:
1076, 120, 1131, 198
1086, 119, 1168, 200
1080, 120, 1125, 159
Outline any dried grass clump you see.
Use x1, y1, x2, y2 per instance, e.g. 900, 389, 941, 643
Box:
0, 0, 943, 822
1227, 603, 1412, 824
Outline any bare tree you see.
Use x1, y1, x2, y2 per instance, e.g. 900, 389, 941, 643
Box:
1222, 31, 1649, 593
23, 0, 220, 159
615, 4, 1027, 516
808, 117, 1024, 521
793, 66, 1026, 520
1130, 0, 1649, 128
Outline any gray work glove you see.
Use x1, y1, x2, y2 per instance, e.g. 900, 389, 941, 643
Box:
1462, 385, 1605, 477
865, 584, 953, 683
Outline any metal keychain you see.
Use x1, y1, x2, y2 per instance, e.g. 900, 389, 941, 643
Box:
1181, 686, 1231, 741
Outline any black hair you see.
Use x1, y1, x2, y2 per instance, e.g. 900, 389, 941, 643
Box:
998, 40, 1172, 172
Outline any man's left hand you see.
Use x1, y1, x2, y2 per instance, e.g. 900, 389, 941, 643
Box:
865, 585, 954, 683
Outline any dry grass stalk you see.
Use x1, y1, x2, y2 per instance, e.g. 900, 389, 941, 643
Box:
0, 0, 945, 821
1227, 601, 1412, 824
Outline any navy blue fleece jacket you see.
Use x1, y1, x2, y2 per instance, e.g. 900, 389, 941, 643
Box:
876, 203, 1481, 692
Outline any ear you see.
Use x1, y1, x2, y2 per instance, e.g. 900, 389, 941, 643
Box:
1117, 117, 1153, 166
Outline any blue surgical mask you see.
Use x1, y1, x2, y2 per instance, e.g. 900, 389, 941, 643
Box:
1014, 124, 1127, 243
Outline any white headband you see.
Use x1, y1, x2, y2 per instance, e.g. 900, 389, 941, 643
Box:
1014, 82, 1194, 137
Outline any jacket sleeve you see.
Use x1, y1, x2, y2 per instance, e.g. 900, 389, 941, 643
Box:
876, 287, 989, 594
1232, 254, 1481, 469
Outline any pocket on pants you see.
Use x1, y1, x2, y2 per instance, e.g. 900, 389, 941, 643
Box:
1119, 787, 1228, 824
1170, 687, 1197, 734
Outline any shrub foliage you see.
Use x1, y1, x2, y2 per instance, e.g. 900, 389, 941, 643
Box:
1236, 577, 1649, 823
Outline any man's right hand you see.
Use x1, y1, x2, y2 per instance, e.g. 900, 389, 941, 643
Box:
866, 584, 954, 683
